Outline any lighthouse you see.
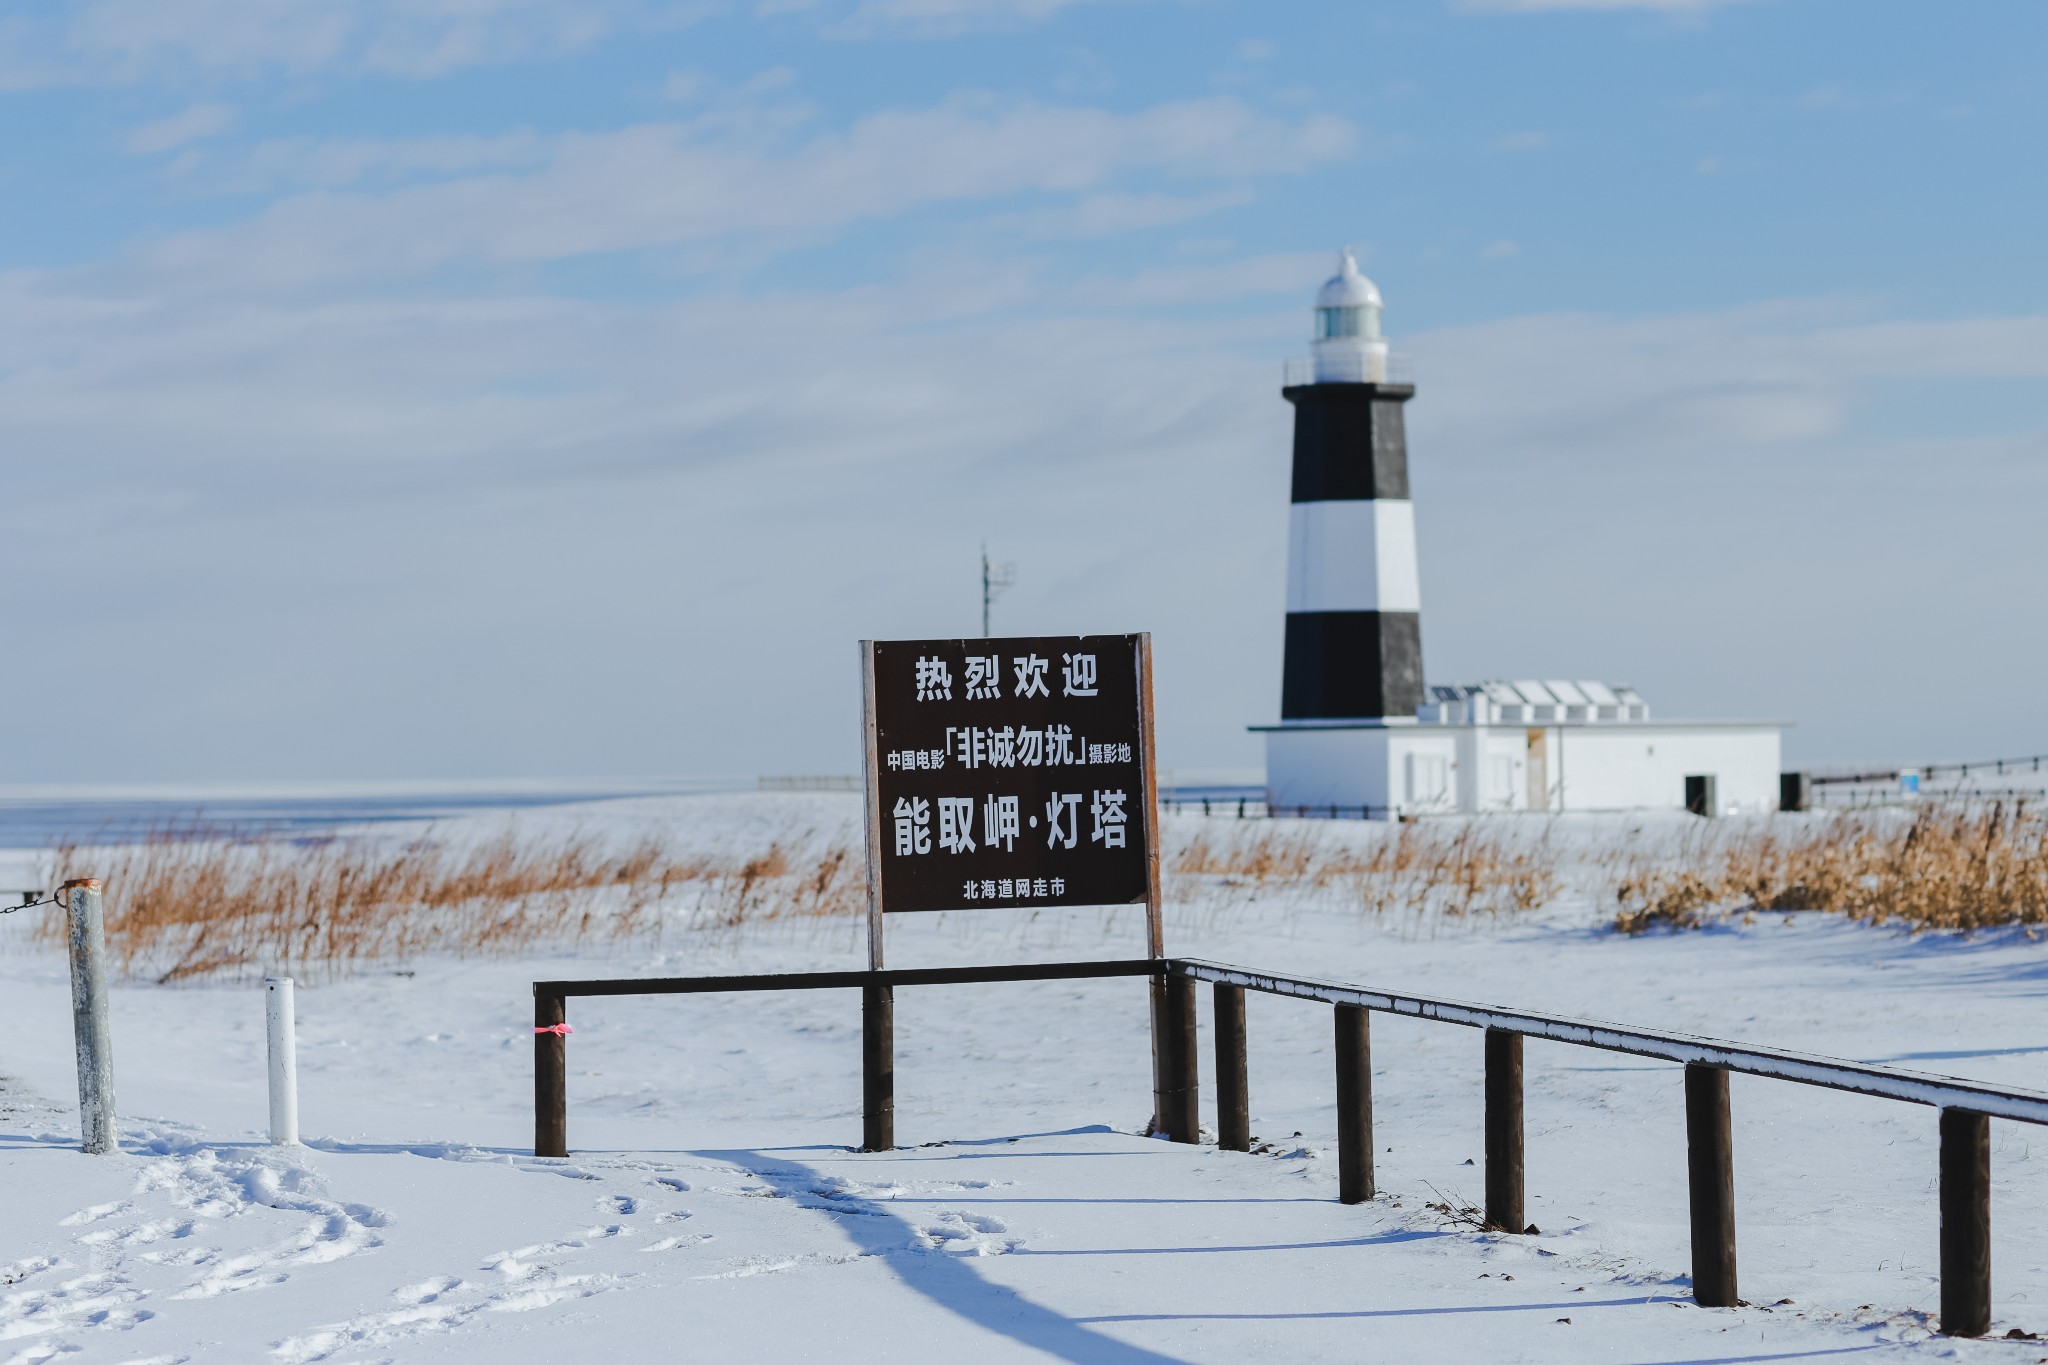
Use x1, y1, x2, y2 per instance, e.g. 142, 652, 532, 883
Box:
1256, 251, 1787, 819
1277, 248, 1422, 724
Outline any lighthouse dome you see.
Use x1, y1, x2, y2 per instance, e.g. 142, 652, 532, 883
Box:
1309, 246, 1388, 381
1315, 247, 1382, 310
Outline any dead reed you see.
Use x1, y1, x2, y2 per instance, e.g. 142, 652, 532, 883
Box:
41, 824, 864, 984
1170, 819, 1559, 922
52, 799, 2031, 982
1609, 801, 2048, 933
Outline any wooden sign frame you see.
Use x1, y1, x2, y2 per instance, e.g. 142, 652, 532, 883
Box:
859, 633, 1162, 970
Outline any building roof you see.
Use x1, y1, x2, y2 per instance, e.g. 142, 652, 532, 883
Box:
1425, 680, 1651, 725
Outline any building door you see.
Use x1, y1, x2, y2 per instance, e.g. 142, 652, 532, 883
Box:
1526, 728, 1548, 811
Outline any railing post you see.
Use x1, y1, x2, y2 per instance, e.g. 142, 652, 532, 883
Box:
1149, 975, 1166, 1135
1484, 1028, 1524, 1232
1170, 970, 1201, 1142
1154, 970, 1199, 1142
863, 983, 895, 1151
64, 879, 117, 1155
534, 992, 567, 1158
1335, 1004, 1373, 1203
1685, 1063, 1738, 1307
1214, 983, 1249, 1152
1939, 1107, 1991, 1337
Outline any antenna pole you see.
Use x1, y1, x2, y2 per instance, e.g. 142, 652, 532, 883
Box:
979, 545, 1016, 639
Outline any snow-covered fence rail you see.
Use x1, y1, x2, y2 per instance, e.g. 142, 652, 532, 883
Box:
531, 955, 2048, 1339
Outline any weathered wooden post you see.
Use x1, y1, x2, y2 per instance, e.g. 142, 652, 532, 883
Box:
1939, 1107, 1991, 1337
1684, 1063, 1738, 1306
863, 983, 895, 1151
534, 991, 568, 1158
1214, 982, 1249, 1152
1335, 1004, 1373, 1203
1484, 1028, 1524, 1232
1161, 971, 1199, 1142
64, 879, 116, 1155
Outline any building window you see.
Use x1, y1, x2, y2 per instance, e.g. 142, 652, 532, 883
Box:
1406, 753, 1450, 807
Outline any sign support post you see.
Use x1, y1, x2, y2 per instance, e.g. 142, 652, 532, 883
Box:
859, 641, 895, 1150
1134, 633, 1177, 1139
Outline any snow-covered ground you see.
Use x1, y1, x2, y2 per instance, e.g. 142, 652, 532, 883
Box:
0, 793, 2044, 1362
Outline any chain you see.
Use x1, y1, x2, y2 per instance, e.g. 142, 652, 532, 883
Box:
1, 892, 60, 915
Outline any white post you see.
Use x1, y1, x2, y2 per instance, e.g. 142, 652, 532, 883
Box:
265, 977, 300, 1145
64, 879, 117, 1154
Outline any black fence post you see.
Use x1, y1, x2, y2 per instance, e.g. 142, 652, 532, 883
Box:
1685, 1063, 1738, 1307
534, 992, 567, 1158
1336, 1004, 1374, 1203
1484, 1029, 1524, 1232
1940, 1107, 1991, 1337
863, 984, 895, 1152
1214, 983, 1249, 1152
1149, 976, 1167, 1136
1162, 971, 1200, 1143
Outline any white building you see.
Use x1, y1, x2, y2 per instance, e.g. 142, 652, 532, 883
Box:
1260, 680, 1783, 817
1258, 253, 1786, 818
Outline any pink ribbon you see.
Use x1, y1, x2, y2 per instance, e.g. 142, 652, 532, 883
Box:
534, 1023, 573, 1036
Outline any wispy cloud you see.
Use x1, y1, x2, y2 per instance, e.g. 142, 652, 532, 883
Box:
983, 190, 1253, 240
0, 0, 717, 89
828, 0, 1147, 39
124, 102, 237, 155
109, 98, 1354, 290
1455, 0, 1766, 12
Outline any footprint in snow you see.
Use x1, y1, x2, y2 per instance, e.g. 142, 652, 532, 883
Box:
58, 1201, 133, 1227
79, 1219, 193, 1249
0, 1269, 149, 1340
394, 1275, 463, 1306
915, 1211, 1018, 1257
0, 1257, 58, 1286
605, 1195, 638, 1216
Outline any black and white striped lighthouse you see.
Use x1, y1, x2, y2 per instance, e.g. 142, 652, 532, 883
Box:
1259, 252, 1789, 817
1278, 248, 1422, 723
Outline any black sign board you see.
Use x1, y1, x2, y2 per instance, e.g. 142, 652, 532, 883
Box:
861, 634, 1158, 921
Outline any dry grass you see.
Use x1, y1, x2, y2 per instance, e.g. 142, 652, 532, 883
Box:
1609, 801, 2048, 933
42, 825, 863, 984
1171, 819, 1559, 921
48, 799, 2041, 982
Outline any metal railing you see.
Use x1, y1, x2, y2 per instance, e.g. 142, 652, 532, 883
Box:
1160, 797, 1416, 820
532, 955, 2042, 1336
1282, 353, 1415, 388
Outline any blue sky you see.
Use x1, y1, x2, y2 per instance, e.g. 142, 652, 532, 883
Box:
2, 0, 2045, 783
